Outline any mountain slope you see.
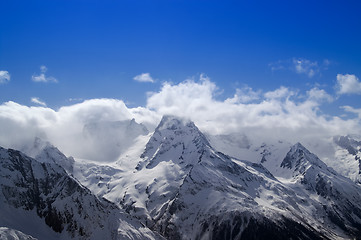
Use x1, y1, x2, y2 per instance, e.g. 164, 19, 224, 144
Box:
0, 227, 37, 240
0, 146, 161, 240
279, 143, 361, 238
332, 135, 361, 183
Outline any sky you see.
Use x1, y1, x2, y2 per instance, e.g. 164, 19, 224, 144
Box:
1, 0, 361, 161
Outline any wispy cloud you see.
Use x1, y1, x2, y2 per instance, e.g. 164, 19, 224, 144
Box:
0, 71, 10, 84
133, 73, 155, 83
31, 97, 47, 106
32, 65, 58, 83
292, 58, 319, 78
269, 58, 331, 78
225, 86, 261, 104
341, 106, 361, 119
335, 74, 361, 95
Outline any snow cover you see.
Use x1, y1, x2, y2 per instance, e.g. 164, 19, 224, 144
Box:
0, 227, 37, 240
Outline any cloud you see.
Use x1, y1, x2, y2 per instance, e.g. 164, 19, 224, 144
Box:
31, 97, 47, 106
0, 71, 10, 84
32, 65, 58, 83
133, 73, 155, 83
225, 86, 261, 104
307, 88, 333, 103
335, 74, 361, 95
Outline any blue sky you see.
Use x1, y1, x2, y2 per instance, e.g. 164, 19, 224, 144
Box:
1, 0, 361, 116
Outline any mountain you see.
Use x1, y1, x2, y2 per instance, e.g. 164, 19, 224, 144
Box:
4, 115, 361, 239
21, 137, 75, 173
73, 115, 361, 239
279, 143, 361, 237
333, 135, 361, 183
0, 146, 162, 240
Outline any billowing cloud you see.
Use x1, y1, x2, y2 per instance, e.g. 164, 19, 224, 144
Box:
133, 73, 155, 83
0, 71, 10, 84
307, 88, 333, 103
225, 86, 261, 104
31, 97, 47, 106
32, 65, 58, 83
0, 75, 360, 164
335, 74, 361, 95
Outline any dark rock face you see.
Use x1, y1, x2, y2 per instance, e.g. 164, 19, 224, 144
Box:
195, 213, 328, 240
0, 146, 161, 240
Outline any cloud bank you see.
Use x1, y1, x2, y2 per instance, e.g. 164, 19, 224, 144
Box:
0, 75, 360, 162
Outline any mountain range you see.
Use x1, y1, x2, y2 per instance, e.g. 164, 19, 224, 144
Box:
1, 115, 361, 239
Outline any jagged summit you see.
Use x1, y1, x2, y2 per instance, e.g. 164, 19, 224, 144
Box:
21, 137, 75, 173
280, 142, 329, 173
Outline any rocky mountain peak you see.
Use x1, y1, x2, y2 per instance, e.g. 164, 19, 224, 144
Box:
138, 115, 211, 170
280, 142, 328, 172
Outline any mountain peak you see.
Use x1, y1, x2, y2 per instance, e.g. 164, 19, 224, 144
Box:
280, 142, 331, 175
138, 115, 210, 170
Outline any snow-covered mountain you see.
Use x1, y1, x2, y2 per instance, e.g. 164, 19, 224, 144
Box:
72, 116, 361, 239
21, 137, 75, 174
332, 135, 361, 183
0, 146, 162, 240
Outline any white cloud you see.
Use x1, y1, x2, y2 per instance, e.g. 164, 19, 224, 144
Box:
335, 74, 361, 95
0, 71, 10, 84
264, 86, 294, 99
32, 65, 58, 83
31, 97, 47, 107
307, 88, 333, 103
133, 73, 155, 83
225, 86, 261, 104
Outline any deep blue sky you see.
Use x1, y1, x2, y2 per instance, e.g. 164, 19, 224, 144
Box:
1, 0, 361, 113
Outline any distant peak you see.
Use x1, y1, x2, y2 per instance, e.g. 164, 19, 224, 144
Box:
281, 142, 328, 172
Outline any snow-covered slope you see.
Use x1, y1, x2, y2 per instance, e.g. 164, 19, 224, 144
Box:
21, 137, 75, 173
207, 134, 292, 177
0, 146, 162, 240
73, 115, 361, 239
0, 227, 37, 240
332, 135, 361, 183
279, 143, 361, 238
